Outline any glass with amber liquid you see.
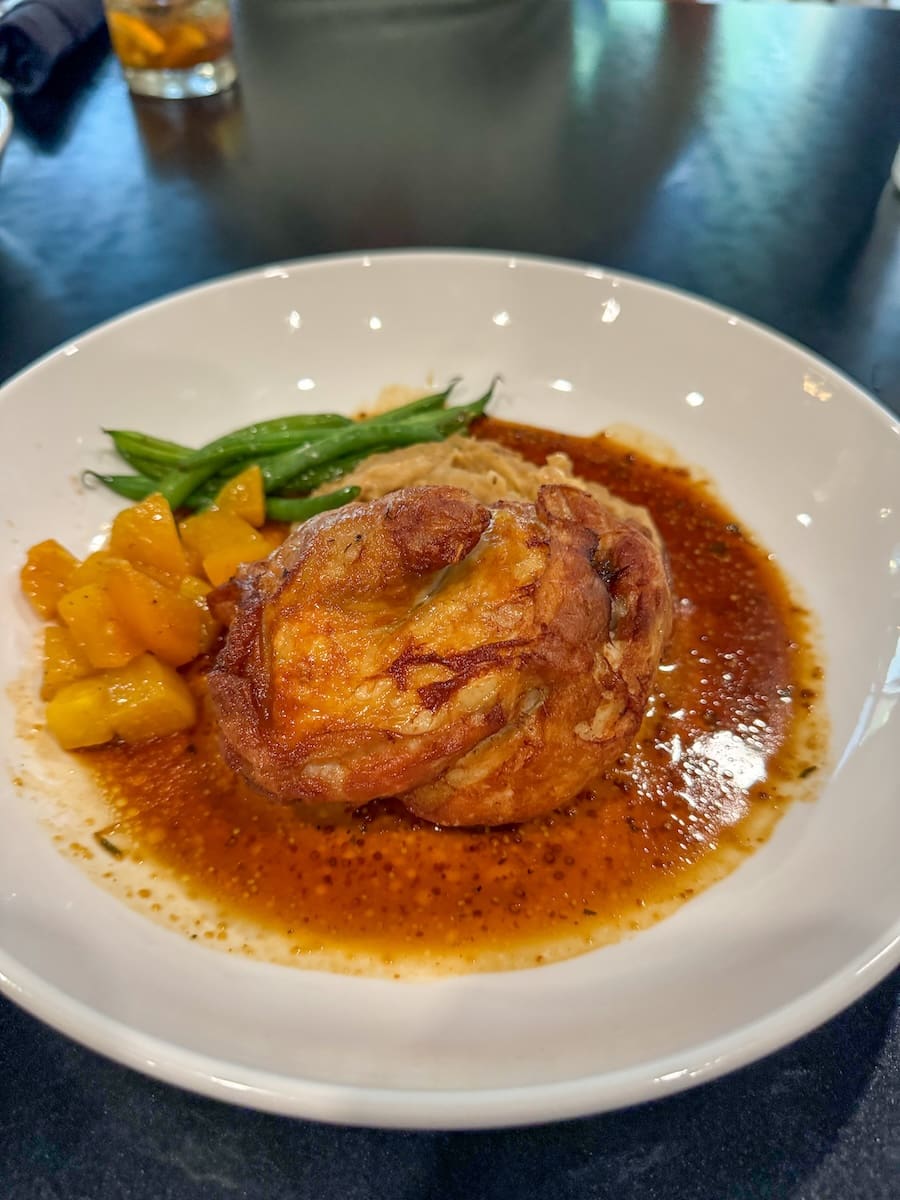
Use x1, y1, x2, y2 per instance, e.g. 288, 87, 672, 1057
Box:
104, 0, 236, 99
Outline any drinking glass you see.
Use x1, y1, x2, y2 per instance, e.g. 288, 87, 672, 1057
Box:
104, 0, 237, 99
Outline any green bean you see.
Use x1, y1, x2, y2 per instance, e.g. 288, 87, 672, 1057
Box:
202, 464, 258, 497
272, 390, 487, 491
276, 452, 373, 495
259, 396, 490, 495
112, 449, 173, 481
90, 377, 489, 513
82, 472, 156, 501
468, 377, 498, 411
155, 461, 224, 509
221, 413, 351, 438
85, 457, 359, 512
181, 468, 257, 512
181, 480, 220, 509
104, 430, 190, 470
184, 455, 364, 510
360, 379, 460, 425
181, 425, 346, 471
163, 456, 330, 513
94, 460, 254, 513
106, 419, 350, 478
180, 382, 462, 471
265, 486, 361, 524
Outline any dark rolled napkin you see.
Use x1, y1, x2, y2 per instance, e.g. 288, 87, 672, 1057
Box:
0, 0, 105, 94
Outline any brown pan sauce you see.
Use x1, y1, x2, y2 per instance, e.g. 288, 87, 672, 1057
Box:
76, 419, 826, 975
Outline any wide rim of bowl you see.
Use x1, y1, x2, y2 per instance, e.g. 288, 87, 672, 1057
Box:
1, 248, 898, 431
1, 249, 899, 1128
3, 925, 899, 1129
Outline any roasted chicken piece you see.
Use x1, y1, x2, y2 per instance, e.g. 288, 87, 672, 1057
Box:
208, 484, 672, 826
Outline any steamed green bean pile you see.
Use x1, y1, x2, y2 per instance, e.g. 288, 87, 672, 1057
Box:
86, 379, 493, 524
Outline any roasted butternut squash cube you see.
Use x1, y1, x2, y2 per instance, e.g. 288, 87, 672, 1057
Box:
68, 550, 121, 589
58, 582, 143, 669
260, 523, 289, 551
104, 561, 202, 666
179, 574, 222, 653
215, 465, 266, 528
109, 493, 188, 581
179, 509, 271, 587
71, 548, 176, 593
178, 509, 268, 558
41, 625, 95, 700
201, 543, 271, 587
46, 676, 115, 750
20, 539, 78, 618
181, 539, 204, 578
106, 654, 197, 742
45, 654, 197, 749
70, 551, 197, 601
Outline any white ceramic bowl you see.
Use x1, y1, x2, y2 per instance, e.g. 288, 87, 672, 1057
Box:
1, 252, 898, 1128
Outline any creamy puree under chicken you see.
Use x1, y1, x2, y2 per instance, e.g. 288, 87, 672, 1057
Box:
73, 419, 827, 976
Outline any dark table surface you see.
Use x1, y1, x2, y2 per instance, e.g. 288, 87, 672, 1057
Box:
1, 1, 899, 1196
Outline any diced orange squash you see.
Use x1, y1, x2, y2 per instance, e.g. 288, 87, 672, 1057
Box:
70, 548, 177, 593
58, 582, 143, 669
178, 574, 221, 653
178, 509, 267, 558
46, 654, 197, 749
104, 561, 203, 666
20, 539, 78, 618
179, 509, 271, 587
202, 543, 271, 587
109, 493, 188, 581
46, 675, 115, 750
41, 625, 95, 701
105, 654, 197, 742
214, 465, 266, 528
68, 550, 121, 589
181, 539, 204, 578
259, 524, 288, 551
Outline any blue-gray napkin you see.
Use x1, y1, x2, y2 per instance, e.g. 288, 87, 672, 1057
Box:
0, 0, 105, 94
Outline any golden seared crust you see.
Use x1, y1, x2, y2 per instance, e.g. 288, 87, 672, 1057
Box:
402, 487, 672, 824
207, 483, 672, 826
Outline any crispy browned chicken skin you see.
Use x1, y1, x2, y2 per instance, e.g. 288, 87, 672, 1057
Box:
208, 484, 672, 826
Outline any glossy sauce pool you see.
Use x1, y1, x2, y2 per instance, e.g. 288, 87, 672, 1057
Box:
74, 420, 827, 976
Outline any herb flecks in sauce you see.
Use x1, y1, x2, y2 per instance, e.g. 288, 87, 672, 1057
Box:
75, 420, 827, 976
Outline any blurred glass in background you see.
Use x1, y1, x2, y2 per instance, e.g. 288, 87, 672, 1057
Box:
103, 0, 236, 98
